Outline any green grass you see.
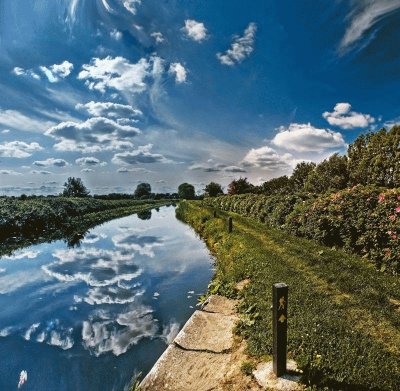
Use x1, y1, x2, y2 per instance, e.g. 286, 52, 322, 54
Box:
176, 201, 400, 390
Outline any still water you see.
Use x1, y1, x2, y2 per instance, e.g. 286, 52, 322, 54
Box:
0, 206, 213, 391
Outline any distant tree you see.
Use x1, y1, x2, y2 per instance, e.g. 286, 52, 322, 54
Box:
62, 177, 90, 197
347, 126, 400, 188
134, 183, 151, 198
204, 182, 223, 197
290, 162, 316, 192
258, 175, 291, 195
227, 177, 254, 195
305, 154, 349, 194
178, 183, 196, 199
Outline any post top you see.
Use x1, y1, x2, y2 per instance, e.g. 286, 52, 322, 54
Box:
273, 282, 288, 289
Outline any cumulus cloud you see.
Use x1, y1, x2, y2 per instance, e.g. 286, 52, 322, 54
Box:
322, 103, 375, 129
241, 146, 295, 170
112, 231, 163, 258
110, 29, 122, 40
78, 56, 161, 94
30, 170, 52, 175
123, 0, 141, 15
340, 1, 400, 53
168, 63, 187, 83
76, 101, 142, 118
0, 141, 43, 158
112, 144, 171, 165
40, 61, 74, 82
151, 31, 164, 44
33, 158, 68, 167
12, 67, 40, 80
272, 123, 347, 152
0, 170, 22, 175
217, 22, 257, 66
183, 19, 208, 42
75, 157, 107, 166
45, 117, 140, 152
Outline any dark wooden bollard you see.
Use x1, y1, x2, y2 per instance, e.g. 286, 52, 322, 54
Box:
228, 217, 233, 233
272, 283, 288, 377
213, 210, 217, 218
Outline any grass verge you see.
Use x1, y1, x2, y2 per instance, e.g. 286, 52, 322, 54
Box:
176, 201, 400, 390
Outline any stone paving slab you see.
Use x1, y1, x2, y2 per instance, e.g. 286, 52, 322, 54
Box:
202, 294, 238, 315
174, 310, 237, 353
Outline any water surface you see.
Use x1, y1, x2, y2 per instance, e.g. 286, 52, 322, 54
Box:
0, 206, 213, 391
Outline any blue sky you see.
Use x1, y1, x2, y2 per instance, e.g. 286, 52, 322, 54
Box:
0, 0, 399, 195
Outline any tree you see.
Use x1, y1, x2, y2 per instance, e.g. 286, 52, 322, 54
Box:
227, 177, 254, 195
290, 162, 316, 192
134, 183, 151, 198
305, 154, 349, 194
204, 182, 223, 197
258, 175, 291, 195
178, 183, 195, 199
62, 177, 90, 197
347, 126, 400, 188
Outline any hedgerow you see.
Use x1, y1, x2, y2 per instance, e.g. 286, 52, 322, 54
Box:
203, 185, 400, 274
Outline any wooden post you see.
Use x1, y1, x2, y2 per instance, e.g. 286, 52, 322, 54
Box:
228, 217, 233, 233
213, 210, 217, 218
272, 283, 288, 377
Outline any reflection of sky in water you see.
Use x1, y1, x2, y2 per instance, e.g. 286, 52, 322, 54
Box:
0, 206, 213, 391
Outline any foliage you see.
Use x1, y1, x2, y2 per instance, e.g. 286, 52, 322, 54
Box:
257, 175, 291, 195
203, 186, 400, 273
240, 361, 256, 376
227, 177, 254, 195
134, 183, 151, 198
304, 153, 349, 194
290, 162, 316, 192
178, 182, 195, 199
204, 182, 223, 197
348, 126, 400, 188
176, 202, 400, 390
62, 177, 90, 197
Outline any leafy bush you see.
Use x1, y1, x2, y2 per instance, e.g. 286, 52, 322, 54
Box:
203, 186, 400, 273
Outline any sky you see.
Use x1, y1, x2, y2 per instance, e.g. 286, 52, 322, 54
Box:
0, 0, 399, 195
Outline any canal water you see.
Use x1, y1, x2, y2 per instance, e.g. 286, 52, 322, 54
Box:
0, 206, 213, 391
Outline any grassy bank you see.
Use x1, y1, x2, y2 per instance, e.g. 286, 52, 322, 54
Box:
176, 201, 400, 390
0, 198, 172, 257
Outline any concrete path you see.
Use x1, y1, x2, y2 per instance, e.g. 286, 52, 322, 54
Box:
140, 295, 238, 391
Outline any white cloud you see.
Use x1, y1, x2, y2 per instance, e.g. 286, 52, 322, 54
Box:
151, 31, 164, 44
45, 117, 140, 152
110, 29, 122, 40
168, 63, 187, 83
272, 123, 347, 152
0, 170, 22, 175
217, 22, 257, 66
322, 103, 375, 129
340, 1, 400, 53
78, 56, 160, 93
189, 162, 246, 173
40, 61, 74, 82
0, 109, 54, 132
183, 19, 208, 42
241, 146, 295, 170
123, 0, 141, 15
76, 101, 142, 118
0, 141, 43, 158
12, 67, 40, 80
112, 144, 171, 165
30, 170, 52, 175
33, 158, 69, 167
75, 157, 107, 166
81, 168, 95, 173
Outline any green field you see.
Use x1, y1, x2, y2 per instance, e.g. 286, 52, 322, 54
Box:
177, 201, 400, 390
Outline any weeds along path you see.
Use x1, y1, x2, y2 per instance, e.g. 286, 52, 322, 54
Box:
177, 202, 400, 390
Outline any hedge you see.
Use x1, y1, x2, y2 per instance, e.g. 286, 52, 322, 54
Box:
203, 185, 400, 274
